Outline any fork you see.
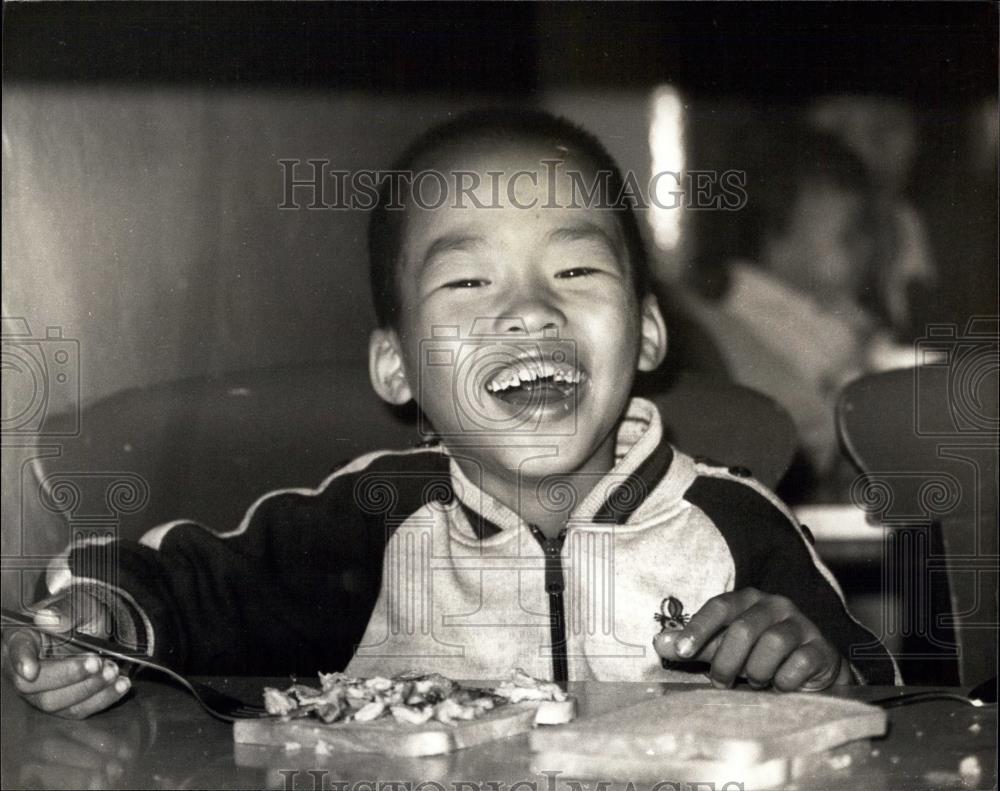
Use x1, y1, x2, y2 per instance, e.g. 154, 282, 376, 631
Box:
1, 608, 270, 722
871, 677, 997, 709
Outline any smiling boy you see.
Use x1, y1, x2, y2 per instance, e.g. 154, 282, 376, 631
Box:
4, 110, 896, 719
367, 136, 662, 534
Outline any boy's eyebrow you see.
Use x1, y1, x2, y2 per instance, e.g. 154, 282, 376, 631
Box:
547, 224, 620, 251
547, 224, 624, 260
419, 234, 487, 271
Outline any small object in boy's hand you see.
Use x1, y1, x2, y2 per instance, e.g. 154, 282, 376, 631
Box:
654, 596, 689, 631
653, 596, 693, 670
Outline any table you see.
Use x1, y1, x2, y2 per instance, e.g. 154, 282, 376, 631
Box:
2, 676, 996, 790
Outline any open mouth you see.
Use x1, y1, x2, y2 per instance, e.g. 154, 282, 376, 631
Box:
483, 356, 586, 409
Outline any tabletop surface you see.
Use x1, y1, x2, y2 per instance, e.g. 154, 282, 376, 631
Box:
2, 676, 996, 791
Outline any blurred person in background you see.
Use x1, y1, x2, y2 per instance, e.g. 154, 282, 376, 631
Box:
683, 127, 896, 501
809, 95, 937, 346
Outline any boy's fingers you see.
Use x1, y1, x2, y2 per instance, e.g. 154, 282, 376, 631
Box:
4, 629, 43, 681
673, 590, 757, 660
743, 620, 803, 687
57, 676, 130, 720
32, 601, 75, 633
652, 628, 680, 659
13, 654, 103, 695
653, 625, 722, 663
773, 641, 839, 692
707, 604, 790, 687
36, 594, 110, 640
25, 662, 115, 713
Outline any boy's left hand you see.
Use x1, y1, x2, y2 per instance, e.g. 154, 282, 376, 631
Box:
652, 588, 853, 691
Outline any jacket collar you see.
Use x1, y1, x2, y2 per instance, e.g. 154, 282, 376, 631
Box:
444, 397, 673, 539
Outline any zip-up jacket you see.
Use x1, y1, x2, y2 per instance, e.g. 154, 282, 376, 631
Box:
52, 398, 899, 684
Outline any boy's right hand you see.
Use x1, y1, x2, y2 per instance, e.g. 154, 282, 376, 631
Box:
2, 594, 131, 719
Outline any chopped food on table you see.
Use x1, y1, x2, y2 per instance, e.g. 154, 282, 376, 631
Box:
261, 668, 566, 726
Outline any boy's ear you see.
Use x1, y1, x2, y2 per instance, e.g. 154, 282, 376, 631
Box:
637, 294, 668, 372
369, 328, 413, 405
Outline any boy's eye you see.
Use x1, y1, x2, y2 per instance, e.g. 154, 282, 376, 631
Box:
442, 278, 490, 289
555, 267, 601, 279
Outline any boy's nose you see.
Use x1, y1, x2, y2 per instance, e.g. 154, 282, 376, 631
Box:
501, 296, 565, 336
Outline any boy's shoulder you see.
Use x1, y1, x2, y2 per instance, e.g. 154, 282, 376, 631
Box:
311, 443, 454, 507
683, 456, 809, 552
681, 457, 835, 603
326, 442, 449, 479
228, 444, 452, 532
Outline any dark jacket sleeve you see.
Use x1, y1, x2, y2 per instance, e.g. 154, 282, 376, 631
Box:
64, 450, 451, 675
684, 474, 899, 685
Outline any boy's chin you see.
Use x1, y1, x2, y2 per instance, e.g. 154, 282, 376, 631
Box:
455, 434, 615, 480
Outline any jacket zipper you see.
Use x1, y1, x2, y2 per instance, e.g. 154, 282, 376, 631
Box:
528, 524, 568, 688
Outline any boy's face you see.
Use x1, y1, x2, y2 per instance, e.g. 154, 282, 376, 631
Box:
370, 140, 666, 482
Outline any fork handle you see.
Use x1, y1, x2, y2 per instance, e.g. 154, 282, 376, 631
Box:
1, 607, 143, 664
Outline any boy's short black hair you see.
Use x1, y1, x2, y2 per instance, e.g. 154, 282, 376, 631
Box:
368, 108, 652, 328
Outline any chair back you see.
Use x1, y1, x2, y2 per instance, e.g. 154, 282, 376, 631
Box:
838, 364, 998, 686
34, 362, 797, 552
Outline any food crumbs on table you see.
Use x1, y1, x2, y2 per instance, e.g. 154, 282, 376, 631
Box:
315, 741, 331, 756
959, 755, 982, 785
870, 748, 880, 757
826, 753, 852, 771
968, 722, 981, 734
890, 755, 901, 765
915, 730, 923, 738
284, 741, 302, 752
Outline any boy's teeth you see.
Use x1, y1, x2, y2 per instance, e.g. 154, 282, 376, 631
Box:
486, 363, 582, 392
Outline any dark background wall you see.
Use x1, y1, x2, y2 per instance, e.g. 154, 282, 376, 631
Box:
4, 2, 994, 399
